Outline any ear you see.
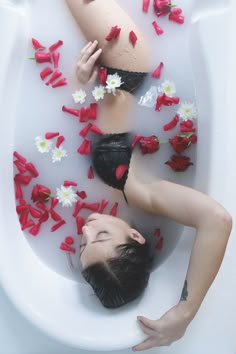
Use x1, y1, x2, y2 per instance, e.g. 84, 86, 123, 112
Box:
130, 229, 146, 245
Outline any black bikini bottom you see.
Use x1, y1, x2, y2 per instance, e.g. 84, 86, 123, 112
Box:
100, 66, 148, 93
91, 133, 133, 203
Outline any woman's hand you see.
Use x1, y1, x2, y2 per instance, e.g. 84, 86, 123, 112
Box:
132, 303, 192, 351
76, 40, 102, 85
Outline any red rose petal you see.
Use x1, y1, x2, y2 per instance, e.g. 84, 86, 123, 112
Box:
65, 236, 74, 245
56, 135, 65, 148
143, 0, 150, 12
40, 67, 53, 80
45, 132, 60, 140
63, 180, 78, 187
99, 199, 109, 214
60, 242, 76, 253
14, 160, 27, 174
163, 114, 179, 131
152, 21, 164, 35
90, 124, 104, 135
62, 105, 80, 117
72, 201, 83, 218
131, 134, 142, 147
180, 120, 196, 133
14, 174, 32, 185
15, 183, 23, 200
154, 228, 161, 237
105, 26, 121, 41
51, 219, 66, 232
52, 78, 67, 88
165, 155, 193, 172
88, 166, 94, 179
13, 151, 27, 165
49, 40, 63, 52
76, 191, 87, 200
16, 204, 28, 214
79, 123, 92, 138
155, 237, 164, 250
21, 219, 35, 231
82, 202, 100, 212
129, 31, 138, 46
20, 210, 29, 226
88, 103, 97, 120
115, 165, 129, 180
76, 216, 84, 235
170, 8, 182, 16
46, 70, 62, 86
29, 206, 43, 219
39, 211, 50, 224
109, 202, 118, 217
77, 140, 91, 155
29, 222, 41, 236
50, 197, 59, 209
50, 209, 62, 222
169, 14, 185, 24
152, 62, 164, 79
98, 67, 107, 85
25, 162, 39, 177
32, 38, 45, 51
80, 107, 89, 122
52, 51, 60, 68
36, 203, 49, 211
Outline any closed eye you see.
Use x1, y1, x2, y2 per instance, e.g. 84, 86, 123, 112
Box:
79, 230, 111, 256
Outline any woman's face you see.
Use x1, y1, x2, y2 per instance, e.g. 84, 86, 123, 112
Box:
80, 213, 146, 269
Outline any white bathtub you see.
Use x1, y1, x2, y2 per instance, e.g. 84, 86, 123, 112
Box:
0, 0, 236, 353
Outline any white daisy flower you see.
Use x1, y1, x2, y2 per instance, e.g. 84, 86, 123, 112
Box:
56, 185, 78, 207
92, 85, 106, 101
158, 80, 176, 97
106, 73, 123, 95
52, 146, 68, 163
35, 136, 53, 153
72, 89, 87, 104
177, 102, 198, 121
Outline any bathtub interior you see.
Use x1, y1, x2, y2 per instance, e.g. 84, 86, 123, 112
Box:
0, 0, 232, 351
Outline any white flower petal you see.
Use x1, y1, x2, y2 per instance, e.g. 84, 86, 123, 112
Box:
52, 146, 68, 163
159, 80, 176, 97
35, 136, 53, 153
106, 73, 123, 90
72, 89, 87, 104
177, 102, 198, 121
92, 85, 106, 101
56, 185, 78, 207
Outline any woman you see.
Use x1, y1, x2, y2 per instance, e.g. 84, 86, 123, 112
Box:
66, 0, 232, 350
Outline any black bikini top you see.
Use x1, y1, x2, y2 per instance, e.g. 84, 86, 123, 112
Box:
91, 133, 134, 203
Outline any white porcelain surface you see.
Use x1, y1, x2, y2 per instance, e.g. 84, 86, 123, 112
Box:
0, 0, 236, 353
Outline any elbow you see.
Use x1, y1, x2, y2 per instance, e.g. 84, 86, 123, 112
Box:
212, 207, 232, 239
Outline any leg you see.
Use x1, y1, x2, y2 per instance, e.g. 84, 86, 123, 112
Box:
65, 0, 150, 72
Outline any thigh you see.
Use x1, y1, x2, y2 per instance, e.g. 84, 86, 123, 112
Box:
66, 0, 150, 72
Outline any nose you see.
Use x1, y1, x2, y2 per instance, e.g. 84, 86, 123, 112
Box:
81, 224, 93, 243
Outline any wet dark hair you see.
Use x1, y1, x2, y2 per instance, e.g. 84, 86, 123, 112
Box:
82, 238, 153, 308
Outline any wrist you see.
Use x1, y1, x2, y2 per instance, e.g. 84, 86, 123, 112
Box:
177, 300, 196, 323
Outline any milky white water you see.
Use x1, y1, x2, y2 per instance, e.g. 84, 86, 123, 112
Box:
13, 0, 197, 282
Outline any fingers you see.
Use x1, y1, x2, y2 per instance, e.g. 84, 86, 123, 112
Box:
79, 41, 92, 60
137, 320, 155, 336
80, 40, 100, 64
137, 316, 156, 331
132, 337, 157, 352
88, 67, 98, 85
87, 47, 102, 67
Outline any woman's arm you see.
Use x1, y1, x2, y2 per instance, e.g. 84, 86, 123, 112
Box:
125, 173, 232, 350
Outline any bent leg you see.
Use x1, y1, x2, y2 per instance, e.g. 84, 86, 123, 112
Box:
66, 0, 150, 72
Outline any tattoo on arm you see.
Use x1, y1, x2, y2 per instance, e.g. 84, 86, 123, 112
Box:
180, 280, 188, 301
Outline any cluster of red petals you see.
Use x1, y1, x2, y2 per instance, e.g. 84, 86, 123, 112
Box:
153, 0, 171, 17
60, 242, 76, 253
139, 135, 160, 155
165, 155, 193, 171
31, 37, 67, 88
180, 119, 196, 133
169, 134, 197, 154
79, 123, 104, 138
155, 93, 180, 112
31, 184, 51, 203
163, 114, 179, 131
105, 26, 121, 41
